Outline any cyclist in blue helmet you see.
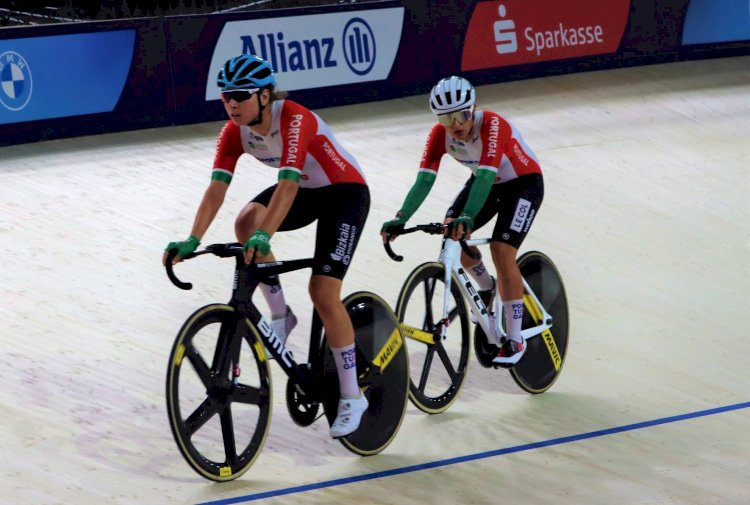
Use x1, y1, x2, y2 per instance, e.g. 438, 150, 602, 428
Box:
164, 54, 371, 438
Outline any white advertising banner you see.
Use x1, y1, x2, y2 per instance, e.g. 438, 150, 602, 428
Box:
205, 7, 405, 100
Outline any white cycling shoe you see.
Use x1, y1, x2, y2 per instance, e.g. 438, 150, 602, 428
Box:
329, 394, 369, 439
492, 336, 526, 367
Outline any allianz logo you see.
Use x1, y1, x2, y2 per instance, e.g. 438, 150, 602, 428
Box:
240, 17, 376, 76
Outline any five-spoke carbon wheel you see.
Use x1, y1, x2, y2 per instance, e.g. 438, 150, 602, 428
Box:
166, 304, 272, 481
396, 262, 470, 414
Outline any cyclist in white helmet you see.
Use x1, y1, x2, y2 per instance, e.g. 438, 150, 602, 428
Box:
163, 54, 370, 438
381, 75, 545, 366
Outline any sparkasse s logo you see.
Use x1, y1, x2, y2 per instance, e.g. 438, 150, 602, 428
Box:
461, 0, 630, 71
494, 4, 518, 54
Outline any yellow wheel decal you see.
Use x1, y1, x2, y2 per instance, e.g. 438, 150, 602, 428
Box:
523, 294, 561, 371
373, 327, 404, 371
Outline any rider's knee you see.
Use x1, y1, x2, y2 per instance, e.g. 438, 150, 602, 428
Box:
491, 243, 519, 273
235, 203, 265, 241
309, 279, 343, 314
308, 282, 329, 306
460, 247, 482, 268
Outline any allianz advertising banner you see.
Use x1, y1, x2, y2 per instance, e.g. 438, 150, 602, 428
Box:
461, 0, 630, 71
205, 7, 404, 100
0, 30, 135, 125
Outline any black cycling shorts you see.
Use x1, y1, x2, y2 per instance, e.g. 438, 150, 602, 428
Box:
446, 174, 543, 249
251, 183, 370, 279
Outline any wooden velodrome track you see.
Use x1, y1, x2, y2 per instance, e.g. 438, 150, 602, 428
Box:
1, 55, 748, 505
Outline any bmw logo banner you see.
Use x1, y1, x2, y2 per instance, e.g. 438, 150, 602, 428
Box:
0, 31, 135, 125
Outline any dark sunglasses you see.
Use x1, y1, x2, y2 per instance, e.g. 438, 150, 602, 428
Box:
220, 88, 260, 103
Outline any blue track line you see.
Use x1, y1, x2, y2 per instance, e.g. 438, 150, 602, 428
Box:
196, 401, 750, 505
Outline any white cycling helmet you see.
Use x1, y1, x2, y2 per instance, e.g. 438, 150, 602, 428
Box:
429, 76, 475, 114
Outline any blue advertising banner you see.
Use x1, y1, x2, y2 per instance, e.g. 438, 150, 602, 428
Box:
682, 0, 750, 44
0, 30, 136, 125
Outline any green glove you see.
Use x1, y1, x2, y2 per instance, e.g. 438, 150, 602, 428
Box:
381, 216, 407, 236
244, 229, 272, 255
451, 214, 474, 234
165, 235, 200, 258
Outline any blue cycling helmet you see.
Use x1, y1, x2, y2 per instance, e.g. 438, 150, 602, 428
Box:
217, 54, 276, 91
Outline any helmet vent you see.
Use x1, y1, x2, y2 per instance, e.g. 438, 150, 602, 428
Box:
218, 54, 277, 91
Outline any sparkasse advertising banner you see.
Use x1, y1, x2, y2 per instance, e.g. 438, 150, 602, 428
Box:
461, 0, 630, 71
205, 7, 404, 100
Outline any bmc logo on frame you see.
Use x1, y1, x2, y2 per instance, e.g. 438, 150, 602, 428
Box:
461, 0, 630, 71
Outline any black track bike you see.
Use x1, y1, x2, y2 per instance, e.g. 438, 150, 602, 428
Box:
164, 243, 409, 481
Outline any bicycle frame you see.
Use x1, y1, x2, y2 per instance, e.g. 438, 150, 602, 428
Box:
167, 244, 402, 398
435, 238, 554, 346
167, 245, 325, 395
386, 223, 569, 411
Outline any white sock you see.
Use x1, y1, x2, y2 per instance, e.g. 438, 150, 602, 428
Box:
258, 275, 287, 318
468, 261, 494, 291
331, 344, 361, 398
503, 300, 524, 343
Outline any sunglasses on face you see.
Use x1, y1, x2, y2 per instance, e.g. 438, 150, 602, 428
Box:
220, 88, 260, 103
437, 108, 473, 127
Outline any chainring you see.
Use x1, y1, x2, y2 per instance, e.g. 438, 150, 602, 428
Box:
285, 376, 321, 427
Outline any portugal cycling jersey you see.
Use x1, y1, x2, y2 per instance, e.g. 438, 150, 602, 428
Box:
212, 99, 366, 188
420, 110, 542, 182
